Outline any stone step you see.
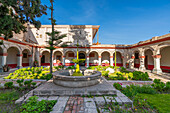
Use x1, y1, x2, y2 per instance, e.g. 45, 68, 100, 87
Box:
33, 78, 117, 96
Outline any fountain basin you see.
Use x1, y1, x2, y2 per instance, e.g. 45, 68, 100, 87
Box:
53, 69, 101, 88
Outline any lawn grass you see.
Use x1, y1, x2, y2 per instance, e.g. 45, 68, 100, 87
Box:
139, 93, 170, 113
0, 89, 24, 113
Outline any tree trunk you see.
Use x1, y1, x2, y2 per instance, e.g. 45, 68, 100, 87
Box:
50, 49, 53, 74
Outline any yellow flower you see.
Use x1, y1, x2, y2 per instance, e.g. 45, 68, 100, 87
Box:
135, 109, 137, 111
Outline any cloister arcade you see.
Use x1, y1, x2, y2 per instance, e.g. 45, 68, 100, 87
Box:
0, 35, 170, 74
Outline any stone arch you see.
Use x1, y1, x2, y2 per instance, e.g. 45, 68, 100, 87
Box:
7, 47, 20, 68
40, 49, 50, 55
79, 51, 86, 66
22, 49, 31, 67
65, 51, 75, 66
144, 49, 154, 70
134, 50, 140, 68
113, 51, 123, 67
53, 51, 63, 66
41, 50, 50, 66
160, 46, 170, 72
89, 51, 99, 66
101, 51, 110, 66
143, 46, 154, 52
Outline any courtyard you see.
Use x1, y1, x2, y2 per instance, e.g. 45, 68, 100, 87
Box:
1, 0, 170, 113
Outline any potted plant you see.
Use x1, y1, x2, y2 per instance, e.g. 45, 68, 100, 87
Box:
3, 64, 10, 72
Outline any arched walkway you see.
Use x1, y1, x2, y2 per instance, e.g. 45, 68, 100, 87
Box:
89, 51, 99, 66
101, 51, 110, 66
113, 51, 123, 67
160, 46, 170, 72
22, 49, 30, 67
134, 51, 140, 68
144, 49, 154, 70
65, 51, 75, 66
7, 47, 20, 68
79, 51, 86, 66
53, 51, 63, 66
41, 51, 50, 66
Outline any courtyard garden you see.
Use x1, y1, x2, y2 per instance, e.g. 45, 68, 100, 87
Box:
1, 65, 169, 112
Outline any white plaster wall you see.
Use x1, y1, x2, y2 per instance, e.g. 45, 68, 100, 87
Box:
7, 48, 18, 64
161, 46, 170, 66
145, 50, 154, 65
31, 26, 93, 46
102, 52, 110, 63
42, 51, 50, 63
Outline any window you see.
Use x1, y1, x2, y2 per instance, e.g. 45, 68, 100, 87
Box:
89, 53, 95, 57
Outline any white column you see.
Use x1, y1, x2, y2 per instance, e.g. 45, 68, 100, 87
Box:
62, 56, 65, 66
28, 55, 33, 67
110, 56, 113, 66
86, 56, 89, 67
152, 55, 162, 74
139, 56, 146, 71
122, 56, 126, 68
17, 54, 23, 69
98, 56, 101, 65
129, 56, 135, 69
0, 53, 7, 72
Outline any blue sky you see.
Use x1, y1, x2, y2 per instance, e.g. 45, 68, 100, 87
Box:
39, 0, 170, 44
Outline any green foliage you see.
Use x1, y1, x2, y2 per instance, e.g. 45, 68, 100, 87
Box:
72, 71, 83, 76
151, 79, 170, 92
4, 82, 14, 88
113, 83, 122, 90
138, 94, 170, 113
72, 59, 85, 64
132, 71, 149, 81
16, 79, 24, 87
20, 96, 56, 113
66, 65, 75, 69
101, 71, 109, 77
54, 65, 64, 70
24, 80, 33, 88
0, 0, 47, 40
4, 67, 52, 80
114, 84, 157, 98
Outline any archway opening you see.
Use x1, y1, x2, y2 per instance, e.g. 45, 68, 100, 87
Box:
101, 51, 110, 66
7, 47, 19, 68
65, 51, 75, 66
41, 51, 50, 66
53, 51, 63, 66
134, 51, 140, 68
22, 49, 30, 67
89, 51, 99, 66
144, 49, 154, 70
160, 46, 170, 73
79, 52, 86, 66
113, 51, 123, 67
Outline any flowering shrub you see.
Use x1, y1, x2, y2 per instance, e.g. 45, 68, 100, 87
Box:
4, 67, 51, 80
